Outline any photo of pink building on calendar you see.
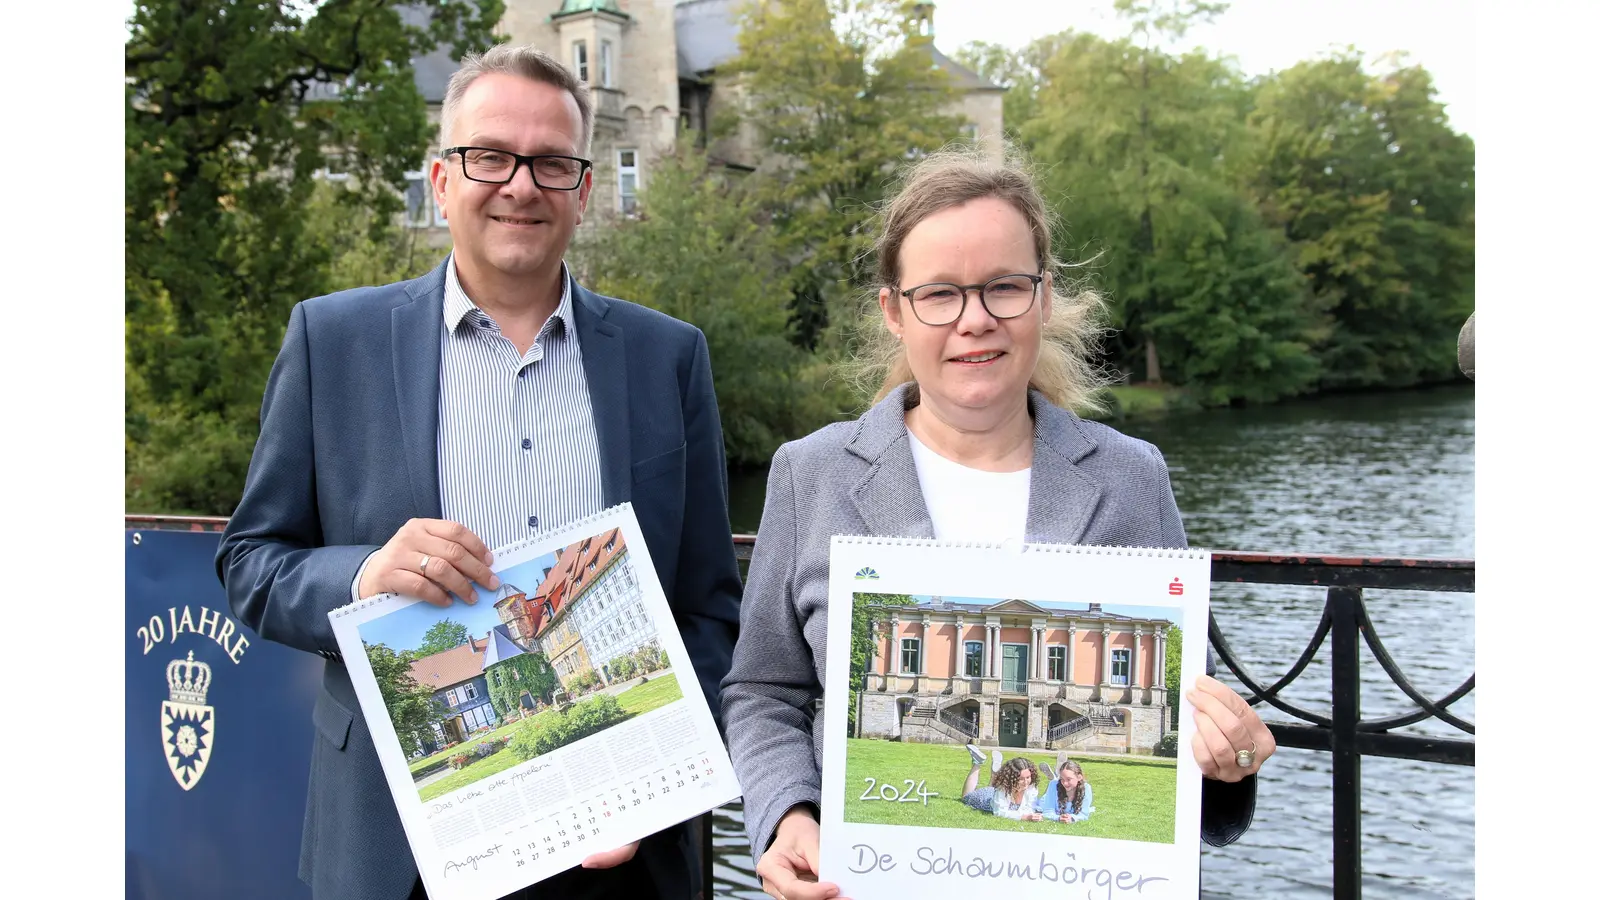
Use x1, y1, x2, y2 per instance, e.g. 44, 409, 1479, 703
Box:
820, 537, 1213, 900
329, 504, 740, 900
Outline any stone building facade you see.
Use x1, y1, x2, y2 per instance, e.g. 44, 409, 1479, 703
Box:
855, 597, 1175, 754
399, 0, 1003, 246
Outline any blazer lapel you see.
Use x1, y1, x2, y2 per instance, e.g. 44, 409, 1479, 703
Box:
571, 279, 631, 506
846, 384, 936, 539
1024, 391, 1104, 545
392, 262, 446, 520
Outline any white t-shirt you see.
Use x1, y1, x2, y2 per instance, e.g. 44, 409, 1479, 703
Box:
906, 429, 1031, 544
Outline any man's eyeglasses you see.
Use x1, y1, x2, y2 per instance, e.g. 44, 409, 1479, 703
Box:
441, 147, 592, 190
898, 273, 1044, 326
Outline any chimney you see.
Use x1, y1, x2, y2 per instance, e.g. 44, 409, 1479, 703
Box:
1087, 603, 1102, 613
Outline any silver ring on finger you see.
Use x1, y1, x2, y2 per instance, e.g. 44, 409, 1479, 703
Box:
1235, 741, 1257, 768
419, 553, 432, 577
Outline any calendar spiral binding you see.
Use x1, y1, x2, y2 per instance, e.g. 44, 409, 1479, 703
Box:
830, 533, 1207, 559
329, 502, 637, 618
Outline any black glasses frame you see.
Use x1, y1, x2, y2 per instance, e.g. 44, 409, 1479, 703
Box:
441, 146, 593, 190
897, 273, 1045, 326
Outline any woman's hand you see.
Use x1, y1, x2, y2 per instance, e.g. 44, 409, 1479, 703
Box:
1188, 674, 1277, 782
756, 806, 843, 900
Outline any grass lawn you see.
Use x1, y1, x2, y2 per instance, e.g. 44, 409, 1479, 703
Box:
416, 675, 684, 803
841, 739, 1177, 844
616, 673, 682, 716
407, 709, 555, 776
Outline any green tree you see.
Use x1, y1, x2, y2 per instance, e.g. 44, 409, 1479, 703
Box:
1245, 52, 1474, 389
720, 0, 964, 352
1164, 623, 1183, 728
1020, 4, 1321, 402
847, 592, 917, 734
125, 0, 502, 515
571, 149, 843, 464
364, 641, 439, 756
952, 35, 1073, 142
418, 619, 470, 657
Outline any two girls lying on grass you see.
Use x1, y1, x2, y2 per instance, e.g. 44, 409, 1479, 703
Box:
959, 745, 1095, 823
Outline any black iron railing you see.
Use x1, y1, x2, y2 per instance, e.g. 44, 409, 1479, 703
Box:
1202, 551, 1474, 900
1047, 715, 1094, 744
127, 517, 1473, 900
936, 707, 979, 738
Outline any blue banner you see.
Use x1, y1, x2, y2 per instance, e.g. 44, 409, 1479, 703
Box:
126, 528, 321, 900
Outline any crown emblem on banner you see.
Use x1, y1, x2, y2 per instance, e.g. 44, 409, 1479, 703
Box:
167, 651, 212, 706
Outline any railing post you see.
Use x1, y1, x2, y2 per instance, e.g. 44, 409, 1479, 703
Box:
1329, 587, 1362, 900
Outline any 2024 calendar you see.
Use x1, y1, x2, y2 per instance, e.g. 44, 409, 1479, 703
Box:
329, 503, 740, 900
820, 537, 1212, 900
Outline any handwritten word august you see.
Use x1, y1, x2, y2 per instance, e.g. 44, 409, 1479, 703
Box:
134, 605, 251, 663
442, 842, 503, 878
848, 843, 1168, 900
858, 777, 938, 805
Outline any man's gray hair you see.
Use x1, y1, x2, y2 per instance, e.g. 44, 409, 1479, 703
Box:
438, 43, 595, 156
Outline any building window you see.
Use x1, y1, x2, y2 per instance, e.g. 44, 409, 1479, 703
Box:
463, 682, 477, 700
1111, 649, 1130, 685
617, 149, 639, 215
600, 39, 614, 88
1048, 646, 1067, 681
404, 172, 431, 228
900, 637, 921, 674
573, 40, 588, 82
963, 641, 984, 677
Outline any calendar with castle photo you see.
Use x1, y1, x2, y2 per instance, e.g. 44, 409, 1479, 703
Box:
330, 504, 740, 900
820, 538, 1213, 900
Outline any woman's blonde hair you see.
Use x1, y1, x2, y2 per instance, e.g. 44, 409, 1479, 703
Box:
851, 143, 1110, 414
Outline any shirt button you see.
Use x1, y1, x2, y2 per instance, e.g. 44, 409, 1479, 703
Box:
521, 438, 532, 450
528, 515, 539, 529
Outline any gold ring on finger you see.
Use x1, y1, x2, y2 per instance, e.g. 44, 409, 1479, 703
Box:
419, 553, 431, 577
1235, 741, 1257, 768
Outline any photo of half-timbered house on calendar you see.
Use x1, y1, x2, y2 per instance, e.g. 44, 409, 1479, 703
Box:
853, 595, 1182, 754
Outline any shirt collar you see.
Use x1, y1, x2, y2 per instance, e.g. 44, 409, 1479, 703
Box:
442, 253, 573, 338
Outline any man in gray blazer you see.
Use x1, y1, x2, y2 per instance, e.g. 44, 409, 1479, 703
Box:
216, 44, 741, 900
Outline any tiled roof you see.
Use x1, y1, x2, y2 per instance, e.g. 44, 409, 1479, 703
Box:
407, 635, 488, 691
531, 528, 627, 640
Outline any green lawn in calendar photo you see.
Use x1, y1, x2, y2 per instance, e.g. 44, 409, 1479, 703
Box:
418, 674, 683, 802
841, 738, 1177, 843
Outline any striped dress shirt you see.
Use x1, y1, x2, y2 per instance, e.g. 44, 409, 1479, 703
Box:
435, 255, 605, 552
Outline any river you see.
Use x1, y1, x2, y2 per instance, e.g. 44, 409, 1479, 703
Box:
714, 384, 1475, 899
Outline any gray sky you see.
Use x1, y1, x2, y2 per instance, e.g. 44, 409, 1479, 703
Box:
929, 0, 1476, 137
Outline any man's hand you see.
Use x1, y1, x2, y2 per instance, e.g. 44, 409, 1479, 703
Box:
1189, 674, 1277, 782
756, 806, 843, 900
581, 841, 638, 869
357, 519, 498, 606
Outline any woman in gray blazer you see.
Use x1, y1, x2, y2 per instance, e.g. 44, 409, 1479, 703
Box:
720, 145, 1277, 900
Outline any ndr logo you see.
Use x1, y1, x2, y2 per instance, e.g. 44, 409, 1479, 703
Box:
853, 566, 880, 580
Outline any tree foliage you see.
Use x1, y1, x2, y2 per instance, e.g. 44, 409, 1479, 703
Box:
572, 150, 845, 464
417, 619, 470, 657
1245, 52, 1475, 389
720, 0, 964, 351
125, 0, 501, 514
1018, 6, 1322, 402
1164, 624, 1183, 728
847, 592, 917, 734
364, 641, 439, 756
